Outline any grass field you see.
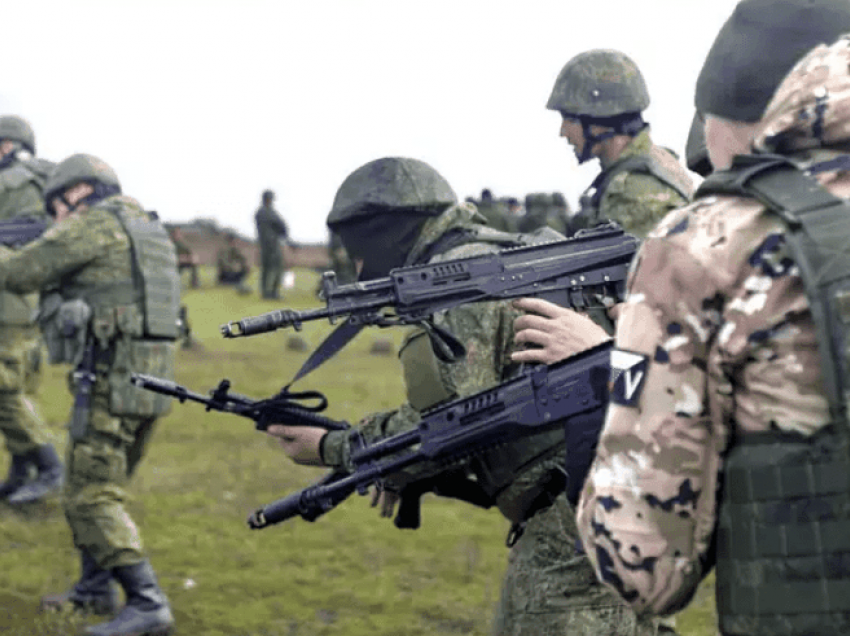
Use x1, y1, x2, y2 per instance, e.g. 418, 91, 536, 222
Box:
0, 267, 719, 635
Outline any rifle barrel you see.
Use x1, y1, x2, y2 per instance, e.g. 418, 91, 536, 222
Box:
221, 307, 332, 338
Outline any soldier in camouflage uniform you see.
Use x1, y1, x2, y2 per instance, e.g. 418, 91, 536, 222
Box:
0, 154, 179, 636
514, 3, 850, 635
216, 231, 251, 293
0, 115, 64, 505
547, 50, 694, 240
255, 189, 289, 300
266, 157, 658, 636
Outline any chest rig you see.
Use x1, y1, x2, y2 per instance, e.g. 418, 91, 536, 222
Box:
697, 154, 850, 636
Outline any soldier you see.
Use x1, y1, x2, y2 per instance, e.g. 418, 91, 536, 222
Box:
0, 115, 63, 505
512, 3, 850, 635
169, 226, 199, 289
475, 188, 512, 232
254, 189, 289, 300
265, 157, 659, 635
685, 111, 712, 178
545, 191, 571, 236
2, 154, 178, 636
216, 231, 251, 294
547, 49, 694, 240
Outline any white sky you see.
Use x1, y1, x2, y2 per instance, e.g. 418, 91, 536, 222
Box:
2, 0, 740, 243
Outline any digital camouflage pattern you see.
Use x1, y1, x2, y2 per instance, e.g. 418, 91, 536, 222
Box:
0, 157, 52, 455
574, 128, 694, 240
323, 202, 658, 635
0, 194, 176, 569
575, 35, 850, 618
546, 49, 650, 118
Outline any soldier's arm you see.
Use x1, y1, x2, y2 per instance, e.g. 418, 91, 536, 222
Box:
575, 223, 721, 616
0, 211, 107, 293
600, 172, 688, 239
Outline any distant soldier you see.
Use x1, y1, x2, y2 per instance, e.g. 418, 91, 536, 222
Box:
327, 230, 356, 285
475, 188, 511, 232
170, 226, 199, 289
21, 154, 178, 636
216, 231, 251, 294
0, 115, 63, 505
516, 193, 550, 233
545, 191, 571, 235
547, 49, 694, 239
254, 189, 289, 300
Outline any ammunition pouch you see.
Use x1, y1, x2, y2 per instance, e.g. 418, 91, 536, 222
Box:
108, 338, 174, 417
38, 294, 92, 365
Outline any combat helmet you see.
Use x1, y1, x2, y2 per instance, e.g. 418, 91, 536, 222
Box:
685, 111, 712, 177
44, 153, 121, 215
0, 115, 36, 155
327, 157, 457, 227
547, 49, 650, 163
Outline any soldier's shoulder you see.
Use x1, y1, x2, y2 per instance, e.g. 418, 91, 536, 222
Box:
0, 163, 41, 193
604, 170, 687, 208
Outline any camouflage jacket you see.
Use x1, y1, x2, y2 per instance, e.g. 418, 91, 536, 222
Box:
322, 203, 568, 523
0, 158, 51, 324
574, 37, 850, 617
573, 128, 694, 239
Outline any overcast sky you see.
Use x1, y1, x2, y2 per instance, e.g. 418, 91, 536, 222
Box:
2, 0, 740, 243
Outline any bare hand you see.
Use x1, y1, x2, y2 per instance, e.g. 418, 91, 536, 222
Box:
265, 424, 327, 466
512, 298, 610, 365
370, 486, 400, 519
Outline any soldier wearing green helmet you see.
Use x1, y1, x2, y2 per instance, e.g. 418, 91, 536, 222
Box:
0, 114, 64, 506
0, 153, 179, 636
266, 156, 658, 636
547, 49, 694, 239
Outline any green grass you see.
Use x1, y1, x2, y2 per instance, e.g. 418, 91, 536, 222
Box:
0, 267, 719, 635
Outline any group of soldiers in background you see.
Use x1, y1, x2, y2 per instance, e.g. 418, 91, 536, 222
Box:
469, 189, 572, 236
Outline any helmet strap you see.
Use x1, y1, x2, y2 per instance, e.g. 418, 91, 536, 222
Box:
576, 113, 647, 164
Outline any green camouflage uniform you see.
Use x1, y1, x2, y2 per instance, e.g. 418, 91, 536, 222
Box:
0, 195, 176, 570
216, 242, 250, 285
0, 158, 52, 456
323, 202, 657, 636
255, 203, 289, 298
571, 129, 694, 240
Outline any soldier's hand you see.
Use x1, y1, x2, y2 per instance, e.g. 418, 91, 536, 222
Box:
511, 298, 610, 365
370, 486, 400, 519
265, 424, 326, 466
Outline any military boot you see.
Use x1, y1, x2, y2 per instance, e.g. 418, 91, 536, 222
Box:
85, 560, 174, 636
40, 551, 120, 616
0, 453, 31, 499
7, 444, 63, 504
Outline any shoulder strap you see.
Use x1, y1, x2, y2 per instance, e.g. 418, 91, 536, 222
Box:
705, 154, 850, 424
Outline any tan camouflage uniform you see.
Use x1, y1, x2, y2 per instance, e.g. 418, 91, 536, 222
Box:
0, 159, 51, 456
0, 195, 175, 569
575, 37, 850, 618
323, 203, 656, 635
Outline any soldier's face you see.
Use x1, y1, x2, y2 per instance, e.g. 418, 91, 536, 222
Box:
704, 115, 758, 171
53, 182, 95, 222
560, 116, 586, 157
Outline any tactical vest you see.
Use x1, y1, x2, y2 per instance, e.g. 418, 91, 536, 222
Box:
400, 221, 580, 521
64, 201, 181, 418
697, 154, 850, 636
0, 158, 53, 325
575, 146, 694, 231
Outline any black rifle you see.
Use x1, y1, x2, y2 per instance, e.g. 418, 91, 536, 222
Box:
129, 374, 350, 432
69, 342, 97, 442
246, 340, 611, 530
222, 222, 636, 339
0, 216, 48, 247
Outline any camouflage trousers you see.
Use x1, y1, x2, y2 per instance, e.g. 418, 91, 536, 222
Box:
63, 380, 159, 570
493, 493, 659, 636
259, 251, 285, 298
0, 324, 49, 456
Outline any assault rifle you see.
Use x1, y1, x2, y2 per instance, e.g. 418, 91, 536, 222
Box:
246, 340, 611, 530
129, 374, 350, 432
222, 222, 636, 339
0, 216, 49, 247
